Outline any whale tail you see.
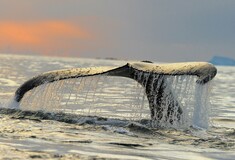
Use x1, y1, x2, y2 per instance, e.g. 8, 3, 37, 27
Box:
14, 61, 217, 123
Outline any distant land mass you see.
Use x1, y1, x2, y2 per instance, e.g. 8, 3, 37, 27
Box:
209, 56, 235, 66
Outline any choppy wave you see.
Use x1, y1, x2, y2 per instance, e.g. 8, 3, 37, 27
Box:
0, 108, 234, 151
0, 108, 131, 126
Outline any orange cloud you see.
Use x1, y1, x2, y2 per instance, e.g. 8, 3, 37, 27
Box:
0, 20, 94, 56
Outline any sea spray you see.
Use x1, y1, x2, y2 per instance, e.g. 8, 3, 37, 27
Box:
193, 82, 212, 128
17, 75, 150, 120
0, 96, 19, 109
13, 74, 213, 129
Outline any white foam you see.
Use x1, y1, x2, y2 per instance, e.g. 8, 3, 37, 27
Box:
7, 98, 20, 109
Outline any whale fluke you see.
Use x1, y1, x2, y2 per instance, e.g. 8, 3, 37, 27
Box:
14, 61, 217, 122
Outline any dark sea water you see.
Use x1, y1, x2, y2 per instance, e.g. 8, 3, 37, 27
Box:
0, 54, 234, 160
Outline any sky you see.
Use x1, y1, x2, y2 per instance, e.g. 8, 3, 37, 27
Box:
0, 0, 234, 62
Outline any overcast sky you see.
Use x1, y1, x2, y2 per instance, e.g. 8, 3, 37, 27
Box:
0, 0, 234, 62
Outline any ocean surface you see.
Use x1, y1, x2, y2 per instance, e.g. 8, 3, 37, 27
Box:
0, 54, 234, 160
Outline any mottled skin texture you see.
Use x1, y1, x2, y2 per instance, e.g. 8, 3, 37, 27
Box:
135, 73, 182, 122
138, 61, 181, 121
14, 62, 216, 122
